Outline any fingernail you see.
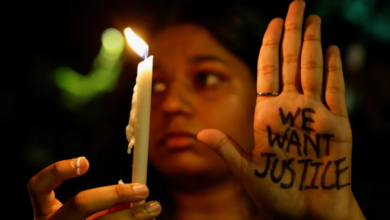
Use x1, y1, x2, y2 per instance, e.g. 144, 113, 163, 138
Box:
133, 184, 148, 196
146, 201, 161, 213
70, 156, 86, 175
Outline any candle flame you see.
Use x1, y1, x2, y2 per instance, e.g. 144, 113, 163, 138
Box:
124, 28, 149, 59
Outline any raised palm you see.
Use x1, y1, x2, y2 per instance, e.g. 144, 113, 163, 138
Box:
251, 92, 352, 219
198, 1, 362, 219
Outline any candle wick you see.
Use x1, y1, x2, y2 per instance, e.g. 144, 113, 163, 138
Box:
144, 47, 149, 60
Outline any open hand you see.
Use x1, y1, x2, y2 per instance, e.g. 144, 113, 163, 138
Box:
198, 1, 365, 219
28, 157, 161, 220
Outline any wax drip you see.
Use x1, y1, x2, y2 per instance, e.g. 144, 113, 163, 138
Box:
126, 84, 138, 154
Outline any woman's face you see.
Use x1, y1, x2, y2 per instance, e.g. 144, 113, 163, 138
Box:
149, 24, 256, 179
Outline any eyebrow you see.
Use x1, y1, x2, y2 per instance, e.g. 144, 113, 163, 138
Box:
152, 55, 226, 72
188, 55, 227, 65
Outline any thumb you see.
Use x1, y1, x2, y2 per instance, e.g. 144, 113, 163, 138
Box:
197, 129, 250, 177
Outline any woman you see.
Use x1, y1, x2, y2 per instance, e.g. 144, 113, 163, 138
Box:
27, 1, 365, 219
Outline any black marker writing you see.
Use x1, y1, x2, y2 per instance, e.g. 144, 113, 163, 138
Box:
280, 158, 296, 189
280, 107, 301, 127
254, 153, 276, 178
304, 133, 320, 158
321, 161, 336, 189
305, 162, 324, 190
267, 126, 290, 148
286, 129, 302, 156
334, 157, 351, 189
298, 159, 312, 191
255, 157, 350, 191
256, 106, 349, 191
322, 134, 335, 156
271, 158, 286, 183
302, 108, 315, 132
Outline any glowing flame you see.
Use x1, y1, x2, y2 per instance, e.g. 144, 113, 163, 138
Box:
124, 28, 149, 59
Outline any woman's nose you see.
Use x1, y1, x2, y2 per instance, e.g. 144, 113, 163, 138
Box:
161, 80, 194, 116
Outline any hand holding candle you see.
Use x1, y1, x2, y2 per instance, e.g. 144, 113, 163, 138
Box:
124, 28, 153, 206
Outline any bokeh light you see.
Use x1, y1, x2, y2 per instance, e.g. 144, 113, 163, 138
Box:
54, 28, 124, 108
102, 28, 125, 54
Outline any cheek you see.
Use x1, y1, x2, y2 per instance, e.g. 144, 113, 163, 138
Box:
149, 110, 163, 145
199, 91, 256, 147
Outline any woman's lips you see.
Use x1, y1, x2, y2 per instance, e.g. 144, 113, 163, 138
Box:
161, 133, 197, 149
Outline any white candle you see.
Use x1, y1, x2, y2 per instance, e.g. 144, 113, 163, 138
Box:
124, 28, 153, 206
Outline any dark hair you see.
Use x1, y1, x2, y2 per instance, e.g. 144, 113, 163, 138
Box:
149, 1, 267, 77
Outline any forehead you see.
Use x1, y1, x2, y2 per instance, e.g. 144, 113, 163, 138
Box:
150, 24, 230, 61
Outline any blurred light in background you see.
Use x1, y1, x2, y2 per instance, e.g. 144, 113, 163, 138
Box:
343, 0, 390, 42
344, 0, 374, 25
371, 14, 390, 42
345, 43, 366, 73
54, 28, 124, 109
314, 0, 390, 42
345, 84, 359, 115
102, 28, 125, 54
345, 42, 365, 114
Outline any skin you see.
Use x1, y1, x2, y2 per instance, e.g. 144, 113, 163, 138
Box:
27, 157, 162, 220
148, 23, 256, 182
147, 23, 258, 220
199, 1, 366, 219
27, 1, 365, 220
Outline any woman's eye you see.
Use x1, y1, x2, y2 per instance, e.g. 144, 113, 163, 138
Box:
152, 80, 166, 93
197, 73, 222, 87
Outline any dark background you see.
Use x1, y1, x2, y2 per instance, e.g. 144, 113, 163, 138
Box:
4, 0, 390, 218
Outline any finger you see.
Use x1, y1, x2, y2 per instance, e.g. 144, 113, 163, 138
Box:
281, 0, 306, 93
86, 204, 130, 220
325, 45, 348, 117
53, 183, 149, 220
301, 15, 323, 100
95, 201, 161, 220
197, 129, 250, 178
28, 157, 89, 217
257, 18, 284, 95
